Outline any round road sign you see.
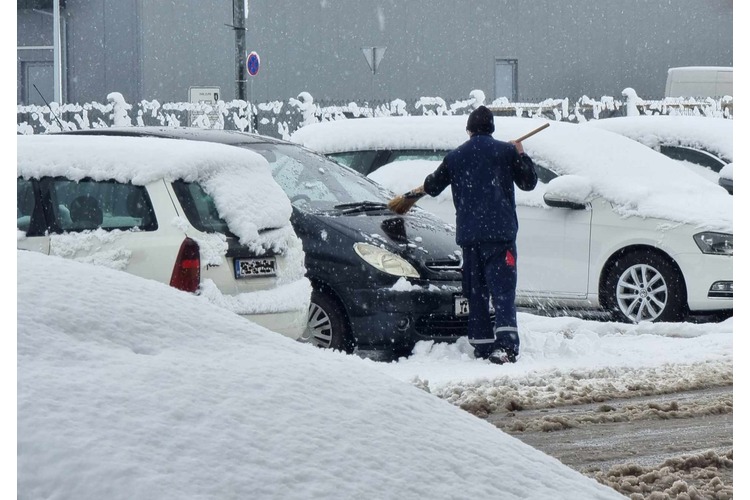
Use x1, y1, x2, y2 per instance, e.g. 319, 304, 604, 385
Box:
246, 51, 260, 76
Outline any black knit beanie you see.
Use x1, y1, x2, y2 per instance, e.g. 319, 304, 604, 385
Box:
466, 105, 495, 135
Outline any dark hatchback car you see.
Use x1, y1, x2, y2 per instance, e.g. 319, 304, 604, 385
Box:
60, 127, 469, 358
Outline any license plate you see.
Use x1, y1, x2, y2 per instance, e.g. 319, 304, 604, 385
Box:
235, 257, 276, 278
454, 296, 469, 317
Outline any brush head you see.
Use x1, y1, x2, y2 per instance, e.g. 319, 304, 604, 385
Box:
387, 188, 426, 214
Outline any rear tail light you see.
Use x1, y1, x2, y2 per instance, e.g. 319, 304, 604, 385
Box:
170, 237, 201, 292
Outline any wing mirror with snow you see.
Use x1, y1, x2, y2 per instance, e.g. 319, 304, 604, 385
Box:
542, 175, 592, 210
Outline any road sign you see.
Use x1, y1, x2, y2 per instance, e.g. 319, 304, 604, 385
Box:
247, 51, 260, 76
361, 47, 387, 74
188, 86, 221, 128
189, 87, 220, 105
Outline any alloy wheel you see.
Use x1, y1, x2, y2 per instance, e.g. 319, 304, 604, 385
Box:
615, 263, 669, 322
305, 302, 333, 348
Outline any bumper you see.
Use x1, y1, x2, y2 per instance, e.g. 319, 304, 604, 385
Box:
677, 252, 733, 312
340, 281, 468, 351
239, 308, 308, 340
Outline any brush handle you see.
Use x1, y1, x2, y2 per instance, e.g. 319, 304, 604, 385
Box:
403, 187, 426, 199
513, 122, 550, 143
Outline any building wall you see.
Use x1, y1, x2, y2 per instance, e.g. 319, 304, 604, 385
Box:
246, 0, 733, 102
17, 10, 55, 105
65, 0, 140, 104
18, 0, 240, 105
138, 0, 237, 104
17, 0, 732, 105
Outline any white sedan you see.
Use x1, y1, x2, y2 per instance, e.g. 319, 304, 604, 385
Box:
292, 116, 733, 323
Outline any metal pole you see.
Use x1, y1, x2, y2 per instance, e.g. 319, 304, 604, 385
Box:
233, 0, 247, 102
53, 0, 62, 103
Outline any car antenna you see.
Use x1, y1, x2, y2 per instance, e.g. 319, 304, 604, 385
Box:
33, 84, 66, 131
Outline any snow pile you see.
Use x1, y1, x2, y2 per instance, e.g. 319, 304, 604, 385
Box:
17, 251, 624, 500
593, 450, 732, 499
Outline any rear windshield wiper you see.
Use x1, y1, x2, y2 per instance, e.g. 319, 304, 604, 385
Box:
333, 201, 389, 215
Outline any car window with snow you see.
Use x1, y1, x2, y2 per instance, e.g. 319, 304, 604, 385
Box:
47, 178, 157, 232
172, 181, 231, 236
242, 143, 391, 211
17, 178, 36, 232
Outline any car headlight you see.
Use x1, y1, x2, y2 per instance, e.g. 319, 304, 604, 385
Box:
693, 232, 733, 255
353, 242, 420, 278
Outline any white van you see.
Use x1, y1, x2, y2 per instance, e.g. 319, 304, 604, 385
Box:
665, 66, 733, 98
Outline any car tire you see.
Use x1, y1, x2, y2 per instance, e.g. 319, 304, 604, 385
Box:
305, 289, 355, 353
603, 250, 687, 323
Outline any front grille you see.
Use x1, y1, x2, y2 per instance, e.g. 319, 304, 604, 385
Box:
424, 257, 462, 272
414, 314, 469, 337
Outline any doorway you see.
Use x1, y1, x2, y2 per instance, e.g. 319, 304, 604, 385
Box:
494, 59, 518, 101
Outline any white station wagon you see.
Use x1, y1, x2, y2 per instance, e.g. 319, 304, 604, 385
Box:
17, 134, 310, 338
292, 116, 733, 323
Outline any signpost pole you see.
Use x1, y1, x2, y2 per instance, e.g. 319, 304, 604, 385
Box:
233, 0, 247, 102
246, 52, 260, 134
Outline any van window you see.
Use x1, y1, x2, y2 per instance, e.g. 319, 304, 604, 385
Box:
48, 178, 157, 232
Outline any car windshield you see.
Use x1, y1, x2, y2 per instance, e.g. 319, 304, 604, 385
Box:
242, 143, 392, 213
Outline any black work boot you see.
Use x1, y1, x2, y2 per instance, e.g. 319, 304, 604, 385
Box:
488, 349, 516, 364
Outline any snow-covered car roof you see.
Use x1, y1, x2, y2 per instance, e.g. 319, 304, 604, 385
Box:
584, 115, 733, 162
17, 134, 293, 251
291, 116, 732, 232
18, 250, 625, 499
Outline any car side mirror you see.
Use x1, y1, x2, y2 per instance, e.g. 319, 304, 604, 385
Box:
543, 175, 592, 210
719, 163, 733, 195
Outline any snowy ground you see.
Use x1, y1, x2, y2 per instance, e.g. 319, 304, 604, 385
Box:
16, 250, 738, 499
12, 111, 741, 498
369, 319, 734, 498
17, 251, 628, 500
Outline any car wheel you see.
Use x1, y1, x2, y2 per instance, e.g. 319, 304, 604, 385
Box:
603, 250, 687, 323
305, 290, 354, 353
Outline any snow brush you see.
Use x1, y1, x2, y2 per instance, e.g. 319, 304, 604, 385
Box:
387, 122, 551, 215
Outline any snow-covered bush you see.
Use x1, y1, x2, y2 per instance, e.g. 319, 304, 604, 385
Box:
17, 90, 732, 138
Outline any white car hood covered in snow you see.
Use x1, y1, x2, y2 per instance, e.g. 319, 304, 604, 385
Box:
584, 115, 733, 162
17, 251, 624, 500
292, 116, 732, 232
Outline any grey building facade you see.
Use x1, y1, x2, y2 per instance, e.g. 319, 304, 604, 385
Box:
17, 0, 733, 106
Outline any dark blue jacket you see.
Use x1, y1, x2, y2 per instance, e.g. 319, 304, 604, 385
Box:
423, 133, 537, 246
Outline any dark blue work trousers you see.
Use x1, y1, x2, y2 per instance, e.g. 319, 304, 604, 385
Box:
462, 242, 520, 358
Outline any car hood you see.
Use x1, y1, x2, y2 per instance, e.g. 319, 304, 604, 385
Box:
304, 207, 462, 270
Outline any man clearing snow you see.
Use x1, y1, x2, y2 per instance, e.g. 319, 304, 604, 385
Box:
422, 106, 538, 364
